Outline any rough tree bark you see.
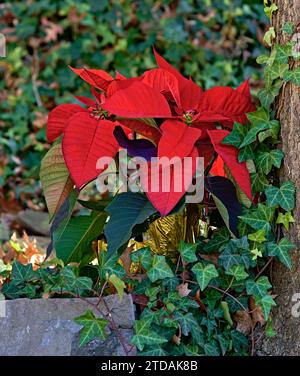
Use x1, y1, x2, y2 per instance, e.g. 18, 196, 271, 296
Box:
259, 0, 300, 355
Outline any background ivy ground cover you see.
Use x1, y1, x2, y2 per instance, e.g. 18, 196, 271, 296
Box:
1, 0, 297, 357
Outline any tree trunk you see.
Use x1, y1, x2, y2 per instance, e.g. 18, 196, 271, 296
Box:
259, 0, 300, 355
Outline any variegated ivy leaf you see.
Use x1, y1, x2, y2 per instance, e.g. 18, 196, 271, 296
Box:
265, 62, 289, 80
191, 262, 218, 290
178, 240, 198, 264
226, 265, 249, 281
245, 276, 272, 298
239, 204, 275, 232
256, 149, 284, 175
265, 181, 295, 211
282, 21, 294, 35
74, 310, 108, 347
283, 67, 300, 86
263, 27, 276, 47
276, 212, 295, 230
255, 295, 276, 320
147, 255, 174, 282
248, 229, 267, 244
267, 238, 295, 269
131, 318, 168, 351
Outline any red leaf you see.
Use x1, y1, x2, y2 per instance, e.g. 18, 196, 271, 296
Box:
102, 81, 172, 118
236, 79, 251, 97
74, 95, 95, 107
69, 67, 113, 91
47, 104, 83, 142
207, 130, 252, 200
158, 120, 202, 159
142, 68, 181, 108
196, 86, 255, 126
115, 118, 161, 145
141, 147, 199, 216
62, 112, 118, 189
153, 49, 202, 111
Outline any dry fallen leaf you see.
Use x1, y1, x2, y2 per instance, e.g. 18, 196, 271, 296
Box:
249, 296, 266, 326
176, 282, 192, 297
234, 309, 253, 335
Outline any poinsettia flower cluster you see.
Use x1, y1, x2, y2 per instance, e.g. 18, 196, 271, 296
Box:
47, 49, 255, 221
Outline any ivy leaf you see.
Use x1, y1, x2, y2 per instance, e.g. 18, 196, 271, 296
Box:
251, 172, 269, 194
265, 62, 289, 80
175, 311, 202, 336
132, 318, 168, 351
283, 67, 300, 86
263, 26, 276, 47
239, 204, 275, 232
238, 145, 255, 163
108, 274, 126, 300
11, 261, 36, 284
282, 21, 294, 35
255, 295, 276, 320
74, 310, 108, 347
231, 330, 249, 353
147, 255, 174, 282
275, 43, 293, 64
276, 212, 295, 230
104, 192, 157, 256
178, 240, 198, 263
140, 347, 168, 356
248, 229, 267, 244
55, 211, 107, 263
239, 123, 270, 148
258, 119, 280, 142
203, 228, 230, 253
267, 238, 295, 268
192, 262, 218, 290
264, 3, 278, 19
265, 181, 295, 211
256, 149, 284, 175
54, 266, 93, 293
245, 276, 272, 298
131, 247, 152, 270
226, 265, 249, 281
250, 248, 263, 260
222, 122, 247, 148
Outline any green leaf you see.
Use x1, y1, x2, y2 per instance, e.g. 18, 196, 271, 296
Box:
265, 62, 289, 80
131, 318, 168, 351
11, 261, 36, 284
108, 274, 126, 300
175, 311, 201, 336
248, 229, 267, 244
178, 240, 198, 263
239, 204, 275, 232
203, 228, 230, 252
255, 294, 276, 320
140, 347, 168, 356
147, 255, 174, 282
245, 276, 272, 298
238, 145, 255, 162
264, 3, 278, 18
258, 119, 280, 142
283, 21, 294, 35
267, 238, 294, 268
251, 172, 269, 194
263, 27, 276, 47
276, 212, 295, 230
74, 310, 108, 347
222, 122, 247, 148
265, 181, 295, 211
104, 192, 157, 256
239, 123, 270, 148
275, 43, 293, 64
221, 301, 233, 327
40, 143, 74, 221
54, 266, 93, 293
265, 317, 277, 337
283, 67, 300, 86
192, 262, 218, 290
226, 265, 249, 281
184, 344, 200, 356
231, 330, 249, 353
131, 247, 152, 270
256, 149, 284, 175
55, 211, 107, 263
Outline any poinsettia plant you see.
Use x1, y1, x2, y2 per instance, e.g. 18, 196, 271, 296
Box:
43, 49, 255, 260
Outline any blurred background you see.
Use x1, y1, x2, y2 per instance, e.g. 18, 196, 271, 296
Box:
0, 0, 267, 246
